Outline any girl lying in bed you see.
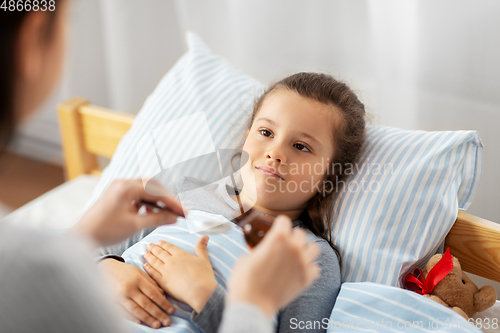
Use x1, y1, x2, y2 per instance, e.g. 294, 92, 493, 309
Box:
99, 72, 366, 333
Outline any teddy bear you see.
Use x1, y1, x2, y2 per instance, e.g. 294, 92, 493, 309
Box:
405, 248, 497, 319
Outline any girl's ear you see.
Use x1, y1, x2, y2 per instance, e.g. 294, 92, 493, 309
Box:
245, 128, 250, 138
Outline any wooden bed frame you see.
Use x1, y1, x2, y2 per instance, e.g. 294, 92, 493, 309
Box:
57, 97, 500, 283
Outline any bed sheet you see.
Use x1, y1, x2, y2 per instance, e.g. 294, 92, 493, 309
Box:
121, 214, 500, 333
329, 282, 499, 333
0, 174, 99, 229
1, 174, 498, 332
474, 302, 500, 333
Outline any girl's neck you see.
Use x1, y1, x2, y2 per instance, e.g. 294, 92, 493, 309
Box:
230, 190, 304, 221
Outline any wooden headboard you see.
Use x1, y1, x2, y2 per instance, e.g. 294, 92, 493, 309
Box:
57, 97, 500, 283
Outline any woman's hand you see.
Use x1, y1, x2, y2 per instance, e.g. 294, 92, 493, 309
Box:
227, 215, 321, 317
100, 259, 175, 329
143, 237, 218, 313
71, 179, 185, 247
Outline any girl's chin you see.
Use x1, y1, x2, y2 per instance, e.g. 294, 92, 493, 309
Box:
254, 182, 282, 196
241, 186, 280, 204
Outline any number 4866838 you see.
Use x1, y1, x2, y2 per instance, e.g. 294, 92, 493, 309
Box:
1, 0, 56, 11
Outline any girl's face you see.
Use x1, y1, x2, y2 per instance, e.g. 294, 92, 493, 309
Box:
239, 88, 338, 218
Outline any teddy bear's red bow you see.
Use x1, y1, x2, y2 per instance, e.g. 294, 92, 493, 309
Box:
404, 248, 454, 295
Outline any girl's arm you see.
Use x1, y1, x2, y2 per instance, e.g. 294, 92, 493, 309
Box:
144, 237, 225, 333
99, 258, 174, 329
191, 284, 227, 333
145, 240, 337, 333
276, 238, 341, 333
95, 220, 165, 328
92, 179, 184, 328
145, 216, 323, 333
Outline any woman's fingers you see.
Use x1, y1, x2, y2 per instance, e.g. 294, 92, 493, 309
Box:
72, 178, 186, 247
255, 215, 291, 252
290, 227, 308, 247
303, 241, 320, 261
270, 215, 293, 235
306, 264, 321, 286
137, 210, 179, 229
130, 179, 185, 217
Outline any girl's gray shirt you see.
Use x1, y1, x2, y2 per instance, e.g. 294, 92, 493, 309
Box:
99, 177, 341, 333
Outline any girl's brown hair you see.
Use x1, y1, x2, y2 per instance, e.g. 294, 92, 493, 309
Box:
250, 72, 367, 263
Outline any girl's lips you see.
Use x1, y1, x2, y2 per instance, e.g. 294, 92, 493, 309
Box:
256, 166, 284, 180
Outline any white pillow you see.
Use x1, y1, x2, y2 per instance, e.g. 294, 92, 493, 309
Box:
84, 32, 483, 287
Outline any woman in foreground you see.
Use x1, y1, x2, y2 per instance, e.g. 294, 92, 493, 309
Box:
0, 1, 324, 332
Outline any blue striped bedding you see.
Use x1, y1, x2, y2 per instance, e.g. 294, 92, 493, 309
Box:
121, 216, 487, 333
121, 213, 269, 333
326, 282, 483, 333
330, 126, 482, 286
85, 32, 483, 290
83, 31, 486, 332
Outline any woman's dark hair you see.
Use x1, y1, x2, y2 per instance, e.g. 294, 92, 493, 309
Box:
0, 2, 63, 150
250, 72, 367, 264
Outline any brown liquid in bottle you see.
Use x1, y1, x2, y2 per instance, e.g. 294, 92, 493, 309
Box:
233, 208, 274, 249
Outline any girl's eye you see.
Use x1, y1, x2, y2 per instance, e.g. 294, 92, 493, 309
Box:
294, 143, 310, 152
259, 129, 273, 138
258, 129, 309, 151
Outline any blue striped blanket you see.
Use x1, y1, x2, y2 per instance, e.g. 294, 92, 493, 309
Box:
122, 212, 252, 333
121, 213, 485, 333
326, 282, 484, 333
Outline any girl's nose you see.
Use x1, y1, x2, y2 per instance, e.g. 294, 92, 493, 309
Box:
266, 151, 286, 164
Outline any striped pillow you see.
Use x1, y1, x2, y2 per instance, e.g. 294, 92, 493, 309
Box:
85, 32, 483, 288
331, 126, 483, 286
83, 31, 264, 211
